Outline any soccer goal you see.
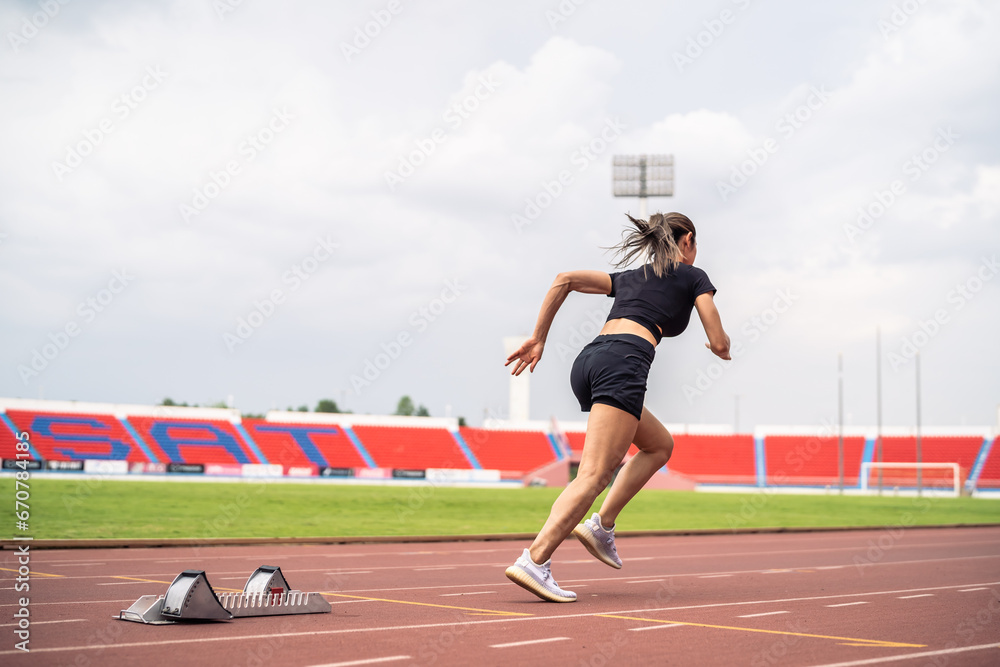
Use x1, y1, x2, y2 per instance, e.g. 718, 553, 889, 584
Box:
860, 462, 961, 497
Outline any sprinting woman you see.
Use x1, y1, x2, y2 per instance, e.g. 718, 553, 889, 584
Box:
503, 212, 731, 602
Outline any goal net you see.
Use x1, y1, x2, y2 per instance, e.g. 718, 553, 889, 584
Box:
860, 462, 961, 497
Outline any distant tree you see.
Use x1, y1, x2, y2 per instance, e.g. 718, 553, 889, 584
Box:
416, 405, 430, 417
242, 412, 264, 419
316, 399, 340, 413
458, 416, 467, 427
209, 401, 228, 409
395, 395, 415, 416
161, 398, 176, 406
297, 405, 309, 412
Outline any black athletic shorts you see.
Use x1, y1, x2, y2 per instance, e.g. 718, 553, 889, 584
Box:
570, 333, 655, 421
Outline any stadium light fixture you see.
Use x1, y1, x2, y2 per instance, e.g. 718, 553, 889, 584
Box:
612, 154, 674, 220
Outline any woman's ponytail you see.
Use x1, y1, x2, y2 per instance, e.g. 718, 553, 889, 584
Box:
608, 212, 696, 277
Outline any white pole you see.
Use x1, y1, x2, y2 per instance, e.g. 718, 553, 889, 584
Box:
838, 352, 844, 494
916, 351, 922, 496
876, 327, 883, 494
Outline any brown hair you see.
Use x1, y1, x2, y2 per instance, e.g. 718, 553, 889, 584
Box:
608, 212, 696, 278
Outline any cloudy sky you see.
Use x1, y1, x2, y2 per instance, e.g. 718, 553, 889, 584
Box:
1, 0, 997, 430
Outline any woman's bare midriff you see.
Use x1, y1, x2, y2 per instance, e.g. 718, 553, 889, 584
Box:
599, 318, 659, 347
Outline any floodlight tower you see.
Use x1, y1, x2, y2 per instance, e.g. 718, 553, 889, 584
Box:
612, 154, 675, 220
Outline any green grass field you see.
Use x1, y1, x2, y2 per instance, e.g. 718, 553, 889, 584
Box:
4, 478, 999, 541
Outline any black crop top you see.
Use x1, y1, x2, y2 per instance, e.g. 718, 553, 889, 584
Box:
606, 263, 716, 343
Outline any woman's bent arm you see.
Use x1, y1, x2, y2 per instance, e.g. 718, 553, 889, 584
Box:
694, 292, 731, 360
506, 271, 612, 375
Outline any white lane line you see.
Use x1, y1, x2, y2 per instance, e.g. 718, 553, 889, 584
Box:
413, 567, 455, 571
491, 637, 570, 649
808, 642, 1000, 667
327, 572, 373, 576
628, 623, 684, 632
22, 553, 1000, 586
328, 599, 377, 606
439, 591, 495, 597
29, 539, 996, 571
738, 611, 790, 618
826, 602, 869, 608
897, 594, 934, 599
49, 563, 107, 567
5, 581, 999, 656
626, 580, 665, 584
308, 656, 411, 667
0, 619, 86, 627
814, 566, 844, 570
958, 587, 988, 592
699, 574, 732, 578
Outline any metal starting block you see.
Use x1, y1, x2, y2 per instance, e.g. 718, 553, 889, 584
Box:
119, 565, 331, 624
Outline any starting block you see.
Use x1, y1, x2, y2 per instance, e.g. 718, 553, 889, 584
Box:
119, 565, 331, 624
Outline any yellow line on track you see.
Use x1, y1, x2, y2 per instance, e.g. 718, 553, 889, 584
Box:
321, 591, 532, 617
107, 575, 172, 585
0, 567, 63, 578
103, 575, 248, 592
596, 614, 925, 648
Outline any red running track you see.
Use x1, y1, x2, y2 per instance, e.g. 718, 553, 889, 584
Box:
2, 526, 999, 666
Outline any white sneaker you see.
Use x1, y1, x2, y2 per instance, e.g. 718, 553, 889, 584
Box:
505, 549, 577, 603
572, 513, 622, 569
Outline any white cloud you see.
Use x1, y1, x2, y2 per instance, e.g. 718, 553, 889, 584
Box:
0, 0, 996, 426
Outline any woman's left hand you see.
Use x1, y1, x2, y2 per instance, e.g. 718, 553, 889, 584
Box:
505, 337, 545, 375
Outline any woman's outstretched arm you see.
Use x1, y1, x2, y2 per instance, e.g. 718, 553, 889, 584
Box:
694, 292, 731, 360
505, 271, 612, 376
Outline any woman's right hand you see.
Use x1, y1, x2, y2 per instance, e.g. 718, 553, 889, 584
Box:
505, 337, 545, 376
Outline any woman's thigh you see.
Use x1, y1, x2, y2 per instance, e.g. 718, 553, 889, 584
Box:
577, 403, 639, 480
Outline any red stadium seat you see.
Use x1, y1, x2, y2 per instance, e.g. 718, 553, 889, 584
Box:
459, 427, 556, 474
765, 435, 867, 486
976, 437, 1000, 489
4, 410, 148, 462
243, 419, 368, 469
129, 416, 260, 465
351, 425, 472, 469
668, 434, 756, 484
